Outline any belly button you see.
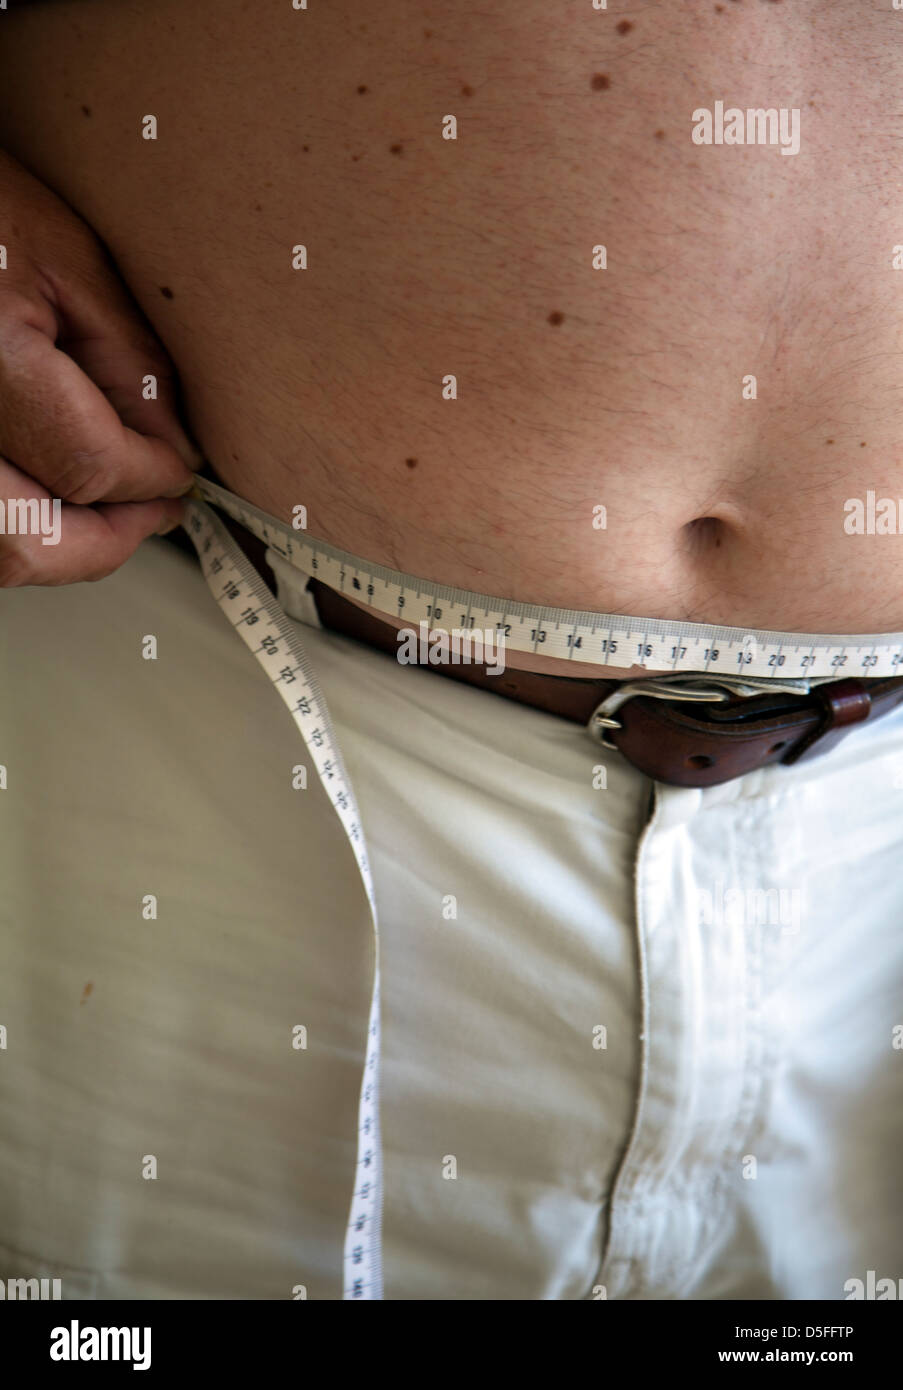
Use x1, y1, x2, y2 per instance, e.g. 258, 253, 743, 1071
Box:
683, 515, 726, 550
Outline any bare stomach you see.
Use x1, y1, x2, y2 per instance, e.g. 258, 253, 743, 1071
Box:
2, 0, 903, 678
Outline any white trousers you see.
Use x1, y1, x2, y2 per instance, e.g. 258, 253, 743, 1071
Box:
1, 535, 901, 1299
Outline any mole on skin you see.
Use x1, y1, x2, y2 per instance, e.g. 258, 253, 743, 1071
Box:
405, 458, 418, 469
160, 286, 174, 299
591, 74, 610, 91
548, 312, 565, 326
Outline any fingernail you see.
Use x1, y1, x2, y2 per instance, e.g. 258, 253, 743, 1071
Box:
180, 441, 205, 470
156, 517, 181, 536
163, 478, 196, 498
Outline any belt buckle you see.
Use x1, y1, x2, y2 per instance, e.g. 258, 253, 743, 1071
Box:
588, 678, 733, 750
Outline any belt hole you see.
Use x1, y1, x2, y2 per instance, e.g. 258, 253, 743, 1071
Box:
687, 754, 715, 769
769, 741, 787, 753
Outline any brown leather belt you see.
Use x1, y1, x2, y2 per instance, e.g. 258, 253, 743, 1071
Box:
169, 518, 903, 788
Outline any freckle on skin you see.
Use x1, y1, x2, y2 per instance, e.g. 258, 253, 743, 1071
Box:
357, 85, 368, 94
254, 203, 262, 211
548, 311, 565, 326
160, 286, 174, 299
80, 982, 93, 1004
423, 28, 433, 38
81, 104, 92, 117
405, 457, 418, 469
825, 439, 834, 445
616, 20, 633, 34
861, 442, 867, 447
390, 143, 403, 154
301, 147, 309, 154
461, 84, 474, 97
591, 74, 610, 91
654, 129, 665, 140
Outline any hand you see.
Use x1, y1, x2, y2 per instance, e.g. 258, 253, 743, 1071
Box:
0, 150, 198, 586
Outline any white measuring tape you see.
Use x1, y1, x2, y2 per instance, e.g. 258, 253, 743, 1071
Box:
181, 475, 903, 1301
181, 492, 383, 1300
189, 475, 903, 681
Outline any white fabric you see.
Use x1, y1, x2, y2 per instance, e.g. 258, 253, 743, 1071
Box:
1, 535, 902, 1299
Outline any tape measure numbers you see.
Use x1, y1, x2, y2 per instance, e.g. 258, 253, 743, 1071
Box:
190, 476, 903, 681
182, 496, 383, 1301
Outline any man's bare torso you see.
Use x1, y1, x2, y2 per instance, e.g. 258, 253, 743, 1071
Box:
1, 0, 901, 676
